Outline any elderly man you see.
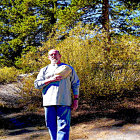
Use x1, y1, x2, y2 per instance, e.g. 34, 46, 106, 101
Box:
34, 49, 80, 140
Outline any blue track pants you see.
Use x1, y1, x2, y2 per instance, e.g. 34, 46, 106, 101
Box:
44, 106, 71, 140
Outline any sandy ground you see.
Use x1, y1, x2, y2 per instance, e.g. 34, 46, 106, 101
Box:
0, 82, 140, 140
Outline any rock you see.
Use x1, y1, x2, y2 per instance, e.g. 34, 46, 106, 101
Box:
0, 83, 22, 107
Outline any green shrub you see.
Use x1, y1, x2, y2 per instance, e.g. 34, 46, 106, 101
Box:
0, 67, 19, 84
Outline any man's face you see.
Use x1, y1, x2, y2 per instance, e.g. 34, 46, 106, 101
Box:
48, 50, 61, 64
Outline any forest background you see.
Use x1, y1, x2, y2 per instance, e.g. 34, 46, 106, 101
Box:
0, 0, 139, 111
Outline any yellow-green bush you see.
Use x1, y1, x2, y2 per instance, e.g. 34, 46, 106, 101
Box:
18, 24, 140, 104
49, 25, 139, 98
19, 73, 42, 111
0, 67, 19, 84
15, 46, 46, 73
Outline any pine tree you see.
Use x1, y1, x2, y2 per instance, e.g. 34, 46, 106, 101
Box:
0, 0, 58, 66
57, 0, 139, 36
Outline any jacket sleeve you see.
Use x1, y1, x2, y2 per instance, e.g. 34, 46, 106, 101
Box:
34, 67, 47, 89
70, 68, 80, 95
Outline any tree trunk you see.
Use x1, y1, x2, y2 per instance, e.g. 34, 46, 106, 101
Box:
102, 0, 110, 43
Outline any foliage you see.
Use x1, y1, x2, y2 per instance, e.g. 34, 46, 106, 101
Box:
57, 0, 140, 35
56, 26, 140, 98
110, 0, 140, 35
19, 25, 140, 104
15, 46, 44, 73
15, 33, 59, 73
18, 73, 42, 112
0, 67, 19, 84
0, 0, 58, 66
0, 0, 139, 67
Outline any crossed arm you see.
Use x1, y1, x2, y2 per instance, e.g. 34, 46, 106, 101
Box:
44, 75, 62, 85
44, 75, 79, 111
34, 67, 79, 111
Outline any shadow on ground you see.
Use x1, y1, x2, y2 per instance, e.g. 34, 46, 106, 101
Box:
0, 106, 46, 137
71, 90, 140, 128
0, 90, 140, 138
71, 107, 140, 126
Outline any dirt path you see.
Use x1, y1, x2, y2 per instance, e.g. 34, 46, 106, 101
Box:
70, 120, 140, 140
1, 121, 140, 140
0, 83, 140, 140
0, 106, 139, 140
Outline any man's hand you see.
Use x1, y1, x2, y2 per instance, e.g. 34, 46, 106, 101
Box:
51, 75, 62, 82
71, 100, 78, 111
44, 75, 62, 85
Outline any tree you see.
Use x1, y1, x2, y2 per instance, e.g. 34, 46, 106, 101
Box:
110, 0, 140, 36
0, 0, 139, 67
101, 0, 111, 44
57, 0, 139, 36
0, 0, 58, 66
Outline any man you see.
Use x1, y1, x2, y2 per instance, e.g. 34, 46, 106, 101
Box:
34, 49, 80, 140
